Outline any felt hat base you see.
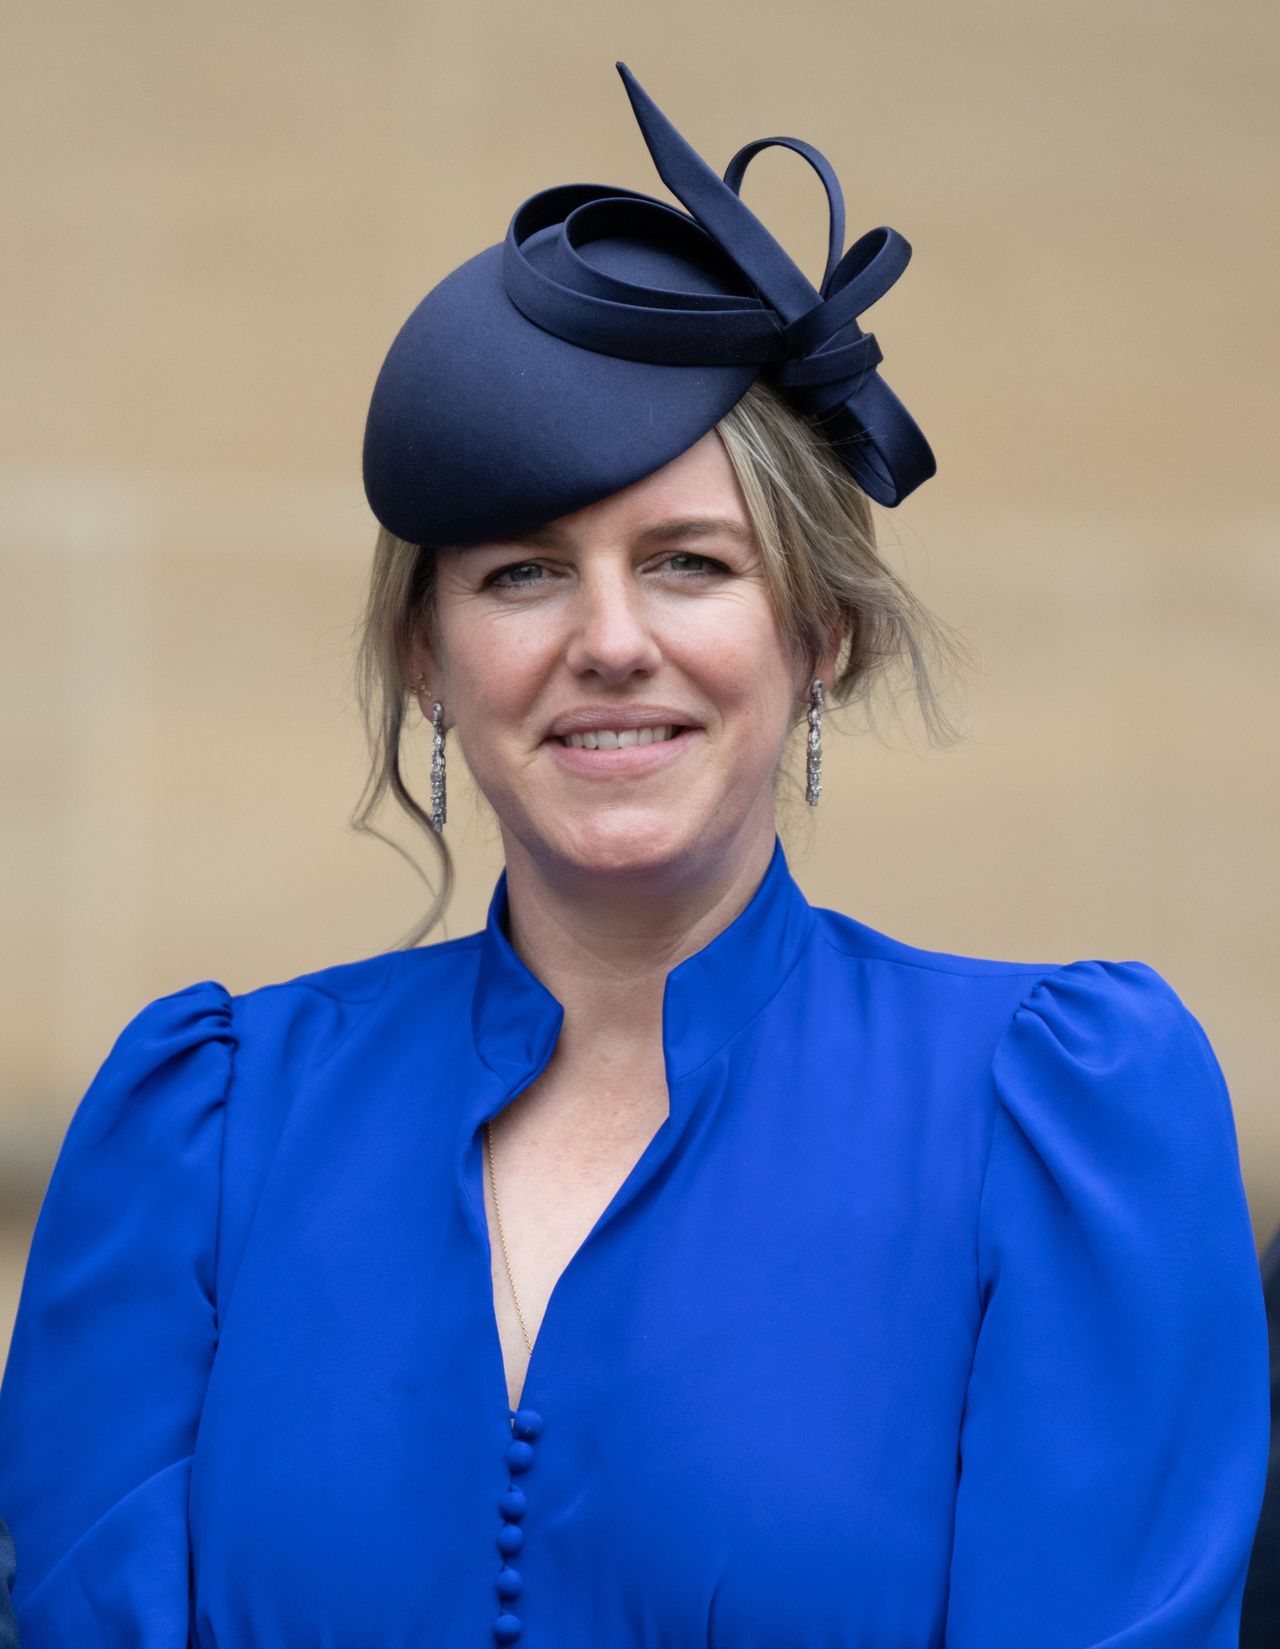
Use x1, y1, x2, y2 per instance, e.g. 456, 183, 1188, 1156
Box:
363, 243, 757, 550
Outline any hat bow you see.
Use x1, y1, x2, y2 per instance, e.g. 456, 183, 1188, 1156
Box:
501, 63, 934, 507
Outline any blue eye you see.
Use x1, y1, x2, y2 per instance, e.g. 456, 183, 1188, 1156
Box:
486, 561, 546, 587
483, 552, 726, 590
666, 553, 721, 576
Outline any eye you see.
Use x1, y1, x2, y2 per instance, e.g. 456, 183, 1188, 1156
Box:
661, 553, 727, 578
480, 552, 729, 590
483, 560, 548, 588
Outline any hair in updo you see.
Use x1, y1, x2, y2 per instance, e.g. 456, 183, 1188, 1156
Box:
352, 377, 972, 946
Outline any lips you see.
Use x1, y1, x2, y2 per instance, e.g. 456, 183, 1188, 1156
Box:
545, 724, 698, 774
558, 725, 682, 750
545, 706, 702, 740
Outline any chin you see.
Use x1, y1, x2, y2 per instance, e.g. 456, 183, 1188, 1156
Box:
543, 809, 711, 884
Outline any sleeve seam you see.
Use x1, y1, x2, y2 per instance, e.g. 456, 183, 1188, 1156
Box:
817, 926, 1056, 982
973, 961, 1077, 1316
211, 986, 238, 1349
973, 1040, 1004, 1320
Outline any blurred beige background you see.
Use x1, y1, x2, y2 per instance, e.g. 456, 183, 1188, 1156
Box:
2, 0, 1277, 1355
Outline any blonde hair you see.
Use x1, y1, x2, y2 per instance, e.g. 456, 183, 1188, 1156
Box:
352, 379, 972, 947
714, 381, 969, 741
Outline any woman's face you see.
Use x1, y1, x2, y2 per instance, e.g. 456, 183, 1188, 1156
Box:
413, 428, 834, 889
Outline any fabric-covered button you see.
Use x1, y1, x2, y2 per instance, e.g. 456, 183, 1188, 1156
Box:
499, 1486, 527, 1521
511, 1407, 543, 1440
493, 1611, 523, 1643
497, 1521, 524, 1556
505, 1439, 535, 1473
495, 1565, 523, 1601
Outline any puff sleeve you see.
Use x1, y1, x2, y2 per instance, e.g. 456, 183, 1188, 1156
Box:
945, 960, 1271, 1649
0, 981, 234, 1646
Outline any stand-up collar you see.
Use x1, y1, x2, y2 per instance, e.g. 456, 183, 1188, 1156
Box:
469, 834, 817, 1098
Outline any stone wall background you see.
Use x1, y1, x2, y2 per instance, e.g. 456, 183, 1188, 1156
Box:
2, 0, 1277, 1354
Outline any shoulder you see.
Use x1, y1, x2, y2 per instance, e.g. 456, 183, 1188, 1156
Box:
966, 958, 1247, 1302
812, 902, 1058, 985
807, 904, 1060, 1058
967, 954, 1259, 1392
72, 931, 485, 1144
236, 927, 484, 1007
989, 955, 1224, 1099
39, 934, 487, 1261
223, 930, 484, 1058
142, 928, 485, 1055
987, 956, 1235, 1169
65, 978, 237, 1161
808, 905, 1226, 1107
812, 901, 1209, 1035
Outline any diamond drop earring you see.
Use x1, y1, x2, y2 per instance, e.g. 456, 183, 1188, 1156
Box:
414, 672, 447, 832
805, 678, 824, 807
429, 701, 447, 831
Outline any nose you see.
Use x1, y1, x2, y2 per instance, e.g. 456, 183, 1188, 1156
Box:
562, 560, 663, 683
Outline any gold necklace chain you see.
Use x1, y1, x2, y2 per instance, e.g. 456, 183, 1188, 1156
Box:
484, 1118, 533, 1355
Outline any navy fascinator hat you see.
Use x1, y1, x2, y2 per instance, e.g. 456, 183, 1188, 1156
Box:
362, 63, 936, 549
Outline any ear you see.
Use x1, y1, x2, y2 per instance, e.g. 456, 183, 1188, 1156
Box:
804, 616, 845, 702
406, 630, 444, 721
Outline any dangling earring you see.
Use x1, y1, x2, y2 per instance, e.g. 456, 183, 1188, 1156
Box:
429, 700, 447, 831
414, 672, 447, 831
805, 678, 824, 807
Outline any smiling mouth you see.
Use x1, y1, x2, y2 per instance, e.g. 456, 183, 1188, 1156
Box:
555, 725, 690, 750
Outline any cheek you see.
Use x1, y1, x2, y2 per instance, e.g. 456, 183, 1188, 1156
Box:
443, 615, 547, 725
673, 602, 795, 717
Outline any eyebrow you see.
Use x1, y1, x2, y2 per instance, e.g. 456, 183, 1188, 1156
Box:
492, 515, 753, 550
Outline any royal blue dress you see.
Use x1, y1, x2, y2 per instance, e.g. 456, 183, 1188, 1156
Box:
0, 836, 1269, 1647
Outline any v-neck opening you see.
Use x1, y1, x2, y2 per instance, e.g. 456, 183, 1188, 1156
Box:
454, 833, 818, 1419
475, 1086, 674, 1416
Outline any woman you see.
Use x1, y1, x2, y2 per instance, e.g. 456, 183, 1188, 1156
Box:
0, 62, 1269, 1649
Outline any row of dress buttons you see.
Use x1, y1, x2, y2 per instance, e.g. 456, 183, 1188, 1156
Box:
493, 1408, 543, 1645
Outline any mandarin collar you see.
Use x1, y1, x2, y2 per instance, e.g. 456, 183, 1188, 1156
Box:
468, 834, 817, 1102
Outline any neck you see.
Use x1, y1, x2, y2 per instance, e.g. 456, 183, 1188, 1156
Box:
497, 821, 778, 1071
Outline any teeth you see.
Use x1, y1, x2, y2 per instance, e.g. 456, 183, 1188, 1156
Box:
562, 725, 678, 750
